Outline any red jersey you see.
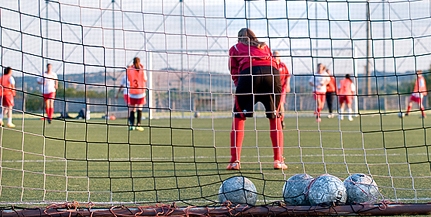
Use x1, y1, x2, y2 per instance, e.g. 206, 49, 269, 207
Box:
127, 64, 146, 95
229, 43, 278, 86
0, 74, 14, 96
327, 76, 336, 93
338, 79, 354, 96
413, 75, 427, 96
278, 61, 290, 93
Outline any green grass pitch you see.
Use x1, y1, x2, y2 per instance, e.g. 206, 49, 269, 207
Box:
1, 112, 430, 205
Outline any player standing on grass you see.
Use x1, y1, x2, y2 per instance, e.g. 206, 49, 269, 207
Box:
403, 70, 427, 118
325, 69, 336, 118
0, 67, 16, 128
338, 74, 355, 121
227, 28, 287, 170
309, 63, 330, 122
273, 51, 291, 129
37, 63, 58, 124
127, 57, 147, 131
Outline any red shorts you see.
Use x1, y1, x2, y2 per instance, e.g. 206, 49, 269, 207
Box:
409, 95, 423, 104
1, 94, 14, 107
313, 91, 326, 102
129, 97, 145, 105
43, 92, 56, 100
339, 95, 353, 104
123, 94, 130, 104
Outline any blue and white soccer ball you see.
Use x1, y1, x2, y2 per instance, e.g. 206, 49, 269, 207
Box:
344, 173, 380, 204
218, 176, 257, 205
398, 112, 405, 118
307, 174, 347, 206
282, 174, 314, 205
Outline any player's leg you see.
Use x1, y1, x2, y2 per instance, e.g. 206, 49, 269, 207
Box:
326, 92, 333, 117
260, 66, 286, 169
6, 106, 14, 127
48, 97, 55, 123
227, 67, 256, 170
419, 97, 426, 118
43, 95, 49, 120
129, 106, 135, 129
228, 115, 245, 169
406, 95, 415, 116
135, 98, 145, 131
315, 93, 325, 121
346, 96, 353, 121
339, 96, 345, 120
4, 95, 15, 127
313, 92, 321, 121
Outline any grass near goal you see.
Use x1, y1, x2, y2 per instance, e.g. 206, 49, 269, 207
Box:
2, 0, 431, 216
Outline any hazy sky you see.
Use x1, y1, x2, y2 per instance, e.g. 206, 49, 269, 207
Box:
1, 0, 430, 79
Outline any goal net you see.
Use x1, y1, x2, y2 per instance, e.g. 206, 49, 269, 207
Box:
1, 0, 431, 216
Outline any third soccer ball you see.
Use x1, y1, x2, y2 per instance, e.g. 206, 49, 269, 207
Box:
307, 174, 347, 206
344, 173, 380, 204
218, 176, 257, 205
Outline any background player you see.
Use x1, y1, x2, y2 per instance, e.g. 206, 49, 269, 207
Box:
127, 57, 147, 131
325, 69, 337, 118
338, 74, 355, 121
403, 70, 427, 118
309, 63, 330, 122
273, 51, 291, 129
0, 67, 16, 128
37, 63, 58, 124
228, 28, 287, 170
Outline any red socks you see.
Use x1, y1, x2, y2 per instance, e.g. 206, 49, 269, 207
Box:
230, 118, 245, 163
230, 117, 285, 163
406, 105, 412, 115
46, 107, 54, 120
269, 118, 284, 161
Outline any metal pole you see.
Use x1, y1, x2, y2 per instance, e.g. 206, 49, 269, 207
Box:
366, 1, 372, 110
382, 0, 386, 111
180, 0, 184, 117
45, 0, 49, 63
112, 0, 116, 111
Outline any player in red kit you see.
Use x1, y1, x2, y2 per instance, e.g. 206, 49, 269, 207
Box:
126, 57, 147, 131
338, 74, 355, 121
227, 28, 287, 170
37, 63, 58, 124
0, 67, 16, 128
403, 70, 427, 118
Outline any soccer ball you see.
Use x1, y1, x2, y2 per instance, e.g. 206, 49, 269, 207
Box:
344, 173, 380, 204
218, 176, 257, 205
307, 174, 347, 206
194, 111, 200, 118
398, 112, 405, 118
282, 174, 314, 205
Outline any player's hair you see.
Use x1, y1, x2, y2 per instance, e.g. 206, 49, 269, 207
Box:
317, 63, 326, 72
416, 70, 423, 74
4, 67, 12, 75
237, 28, 266, 49
133, 57, 141, 69
345, 74, 352, 81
